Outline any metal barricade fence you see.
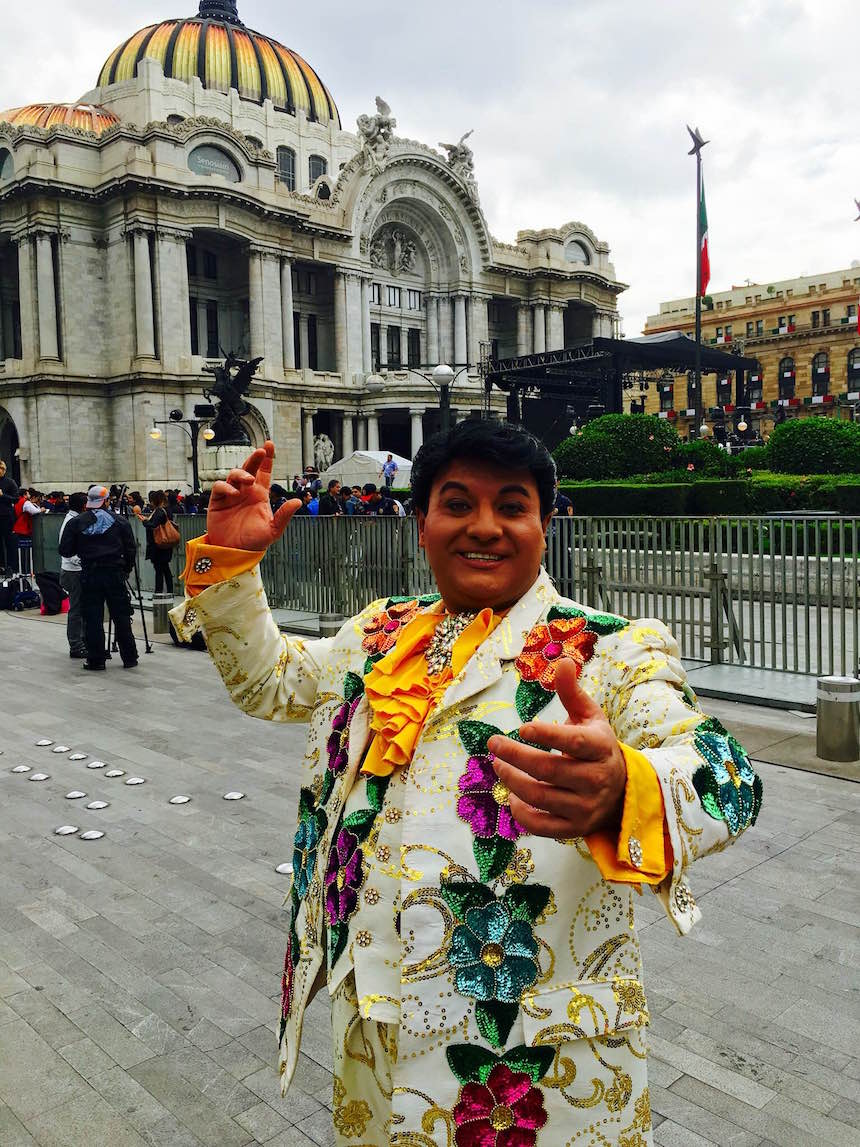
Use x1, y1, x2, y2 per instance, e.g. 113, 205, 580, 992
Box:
32, 513, 859, 676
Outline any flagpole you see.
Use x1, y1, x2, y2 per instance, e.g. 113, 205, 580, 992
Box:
687, 125, 709, 439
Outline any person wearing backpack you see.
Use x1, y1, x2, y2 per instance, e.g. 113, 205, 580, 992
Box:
136, 490, 179, 594
58, 491, 88, 659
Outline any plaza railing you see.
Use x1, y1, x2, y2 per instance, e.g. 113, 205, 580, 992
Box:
33, 513, 859, 677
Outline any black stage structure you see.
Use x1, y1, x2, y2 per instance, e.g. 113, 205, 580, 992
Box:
480, 331, 758, 448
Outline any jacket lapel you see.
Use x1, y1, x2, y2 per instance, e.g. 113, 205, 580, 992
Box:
431, 567, 560, 720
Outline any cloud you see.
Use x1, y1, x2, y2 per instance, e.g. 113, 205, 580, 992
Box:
1, 0, 855, 333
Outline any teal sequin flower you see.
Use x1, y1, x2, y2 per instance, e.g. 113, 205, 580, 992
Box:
449, 900, 539, 1004
692, 720, 762, 836
292, 789, 327, 899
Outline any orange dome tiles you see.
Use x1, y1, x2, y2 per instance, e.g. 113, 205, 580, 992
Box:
0, 103, 120, 135
96, 18, 340, 126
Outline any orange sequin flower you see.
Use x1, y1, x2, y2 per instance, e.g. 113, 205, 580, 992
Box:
361, 600, 421, 657
514, 616, 597, 691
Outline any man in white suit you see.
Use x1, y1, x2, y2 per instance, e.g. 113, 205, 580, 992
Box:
171, 421, 761, 1146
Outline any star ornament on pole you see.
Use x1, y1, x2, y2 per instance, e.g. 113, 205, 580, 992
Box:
687, 124, 709, 157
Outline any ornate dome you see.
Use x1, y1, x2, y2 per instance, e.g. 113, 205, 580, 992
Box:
97, 1, 339, 127
0, 102, 120, 134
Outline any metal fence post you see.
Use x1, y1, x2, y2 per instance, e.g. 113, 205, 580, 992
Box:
585, 519, 599, 608
706, 559, 726, 664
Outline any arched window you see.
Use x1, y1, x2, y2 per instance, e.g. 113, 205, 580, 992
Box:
0, 148, 13, 181
564, 241, 590, 264
811, 351, 829, 396
747, 361, 763, 402
848, 347, 860, 387
308, 154, 327, 184
276, 146, 295, 191
188, 145, 241, 183
778, 356, 795, 399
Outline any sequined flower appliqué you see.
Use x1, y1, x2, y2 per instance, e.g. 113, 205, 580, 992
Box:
692, 717, 762, 836
453, 1063, 547, 1147
325, 827, 364, 926
292, 788, 328, 900
442, 882, 550, 1047
361, 599, 421, 658
458, 754, 524, 843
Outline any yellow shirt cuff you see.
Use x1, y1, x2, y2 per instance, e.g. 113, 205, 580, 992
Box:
181, 534, 266, 597
585, 743, 672, 886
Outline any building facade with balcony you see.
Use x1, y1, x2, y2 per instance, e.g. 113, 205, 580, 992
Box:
0, 0, 624, 489
641, 267, 860, 435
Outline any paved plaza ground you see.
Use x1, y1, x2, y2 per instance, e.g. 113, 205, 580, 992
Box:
1, 608, 859, 1147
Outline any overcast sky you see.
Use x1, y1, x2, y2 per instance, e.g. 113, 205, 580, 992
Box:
2, 0, 857, 332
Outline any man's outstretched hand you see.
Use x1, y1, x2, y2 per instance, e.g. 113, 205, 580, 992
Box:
206, 441, 301, 551
487, 659, 627, 839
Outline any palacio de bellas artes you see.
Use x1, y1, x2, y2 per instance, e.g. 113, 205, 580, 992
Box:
0, 0, 623, 490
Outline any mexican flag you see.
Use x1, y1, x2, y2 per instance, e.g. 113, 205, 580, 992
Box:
699, 180, 710, 296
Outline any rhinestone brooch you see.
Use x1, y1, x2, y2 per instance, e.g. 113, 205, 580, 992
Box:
194, 557, 213, 574
628, 836, 643, 868
424, 611, 478, 676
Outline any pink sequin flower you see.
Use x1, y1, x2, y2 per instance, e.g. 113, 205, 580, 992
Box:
457, 754, 523, 841
453, 1063, 547, 1147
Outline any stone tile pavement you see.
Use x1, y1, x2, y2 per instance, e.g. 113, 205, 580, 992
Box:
0, 609, 858, 1147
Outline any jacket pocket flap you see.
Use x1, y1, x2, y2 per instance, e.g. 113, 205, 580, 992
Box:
520, 978, 649, 1046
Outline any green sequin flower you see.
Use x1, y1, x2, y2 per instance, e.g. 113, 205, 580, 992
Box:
692, 719, 762, 836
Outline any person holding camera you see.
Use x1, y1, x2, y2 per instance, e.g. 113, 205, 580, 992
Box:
58, 484, 138, 670
135, 490, 177, 594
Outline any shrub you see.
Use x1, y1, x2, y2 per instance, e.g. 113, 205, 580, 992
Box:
746, 473, 832, 512
766, 418, 860, 474
687, 479, 750, 514
834, 481, 860, 514
554, 414, 680, 479
673, 439, 739, 476
738, 445, 768, 470
559, 482, 690, 516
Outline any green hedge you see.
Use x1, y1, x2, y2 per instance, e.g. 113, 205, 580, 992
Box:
687, 479, 749, 514
766, 418, 860, 474
560, 483, 690, 515
554, 414, 680, 479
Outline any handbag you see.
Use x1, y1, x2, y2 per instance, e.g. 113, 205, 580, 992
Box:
153, 515, 181, 549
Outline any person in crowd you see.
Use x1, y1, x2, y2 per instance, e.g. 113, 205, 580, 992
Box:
318, 479, 343, 516
135, 490, 175, 594
553, 479, 573, 517
167, 490, 185, 516
58, 492, 88, 659
378, 489, 398, 516
128, 491, 145, 512
293, 489, 314, 517
361, 484, 383, 515
270, 484, 289, 515
58, 484, 138, 670
291, 474, 305, 494
344, 486, 363, 516
170, 424, 762, 1145
307, 489, 319, 516
12, 489, 44, 567
0, 460, 18, 574
381, 452, 398, 488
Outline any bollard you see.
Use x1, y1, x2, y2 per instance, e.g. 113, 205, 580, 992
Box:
816, 675, 860, 763
319, 613, 345, 640
151, 592, 173, 636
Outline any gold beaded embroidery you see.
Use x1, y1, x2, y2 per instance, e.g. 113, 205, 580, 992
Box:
356, 930, 372, 947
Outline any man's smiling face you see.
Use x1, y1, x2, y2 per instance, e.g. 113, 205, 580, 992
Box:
416, 459, 552, 613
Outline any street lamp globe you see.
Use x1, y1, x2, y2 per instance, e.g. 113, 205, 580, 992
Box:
737, 417, 748, 432
202, 427, 216, 441
699, 421, 713, 438
149, 426, 162, 440
432, 363, 455, 388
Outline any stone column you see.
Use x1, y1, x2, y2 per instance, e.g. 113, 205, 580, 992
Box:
302, 408, 316, 468
453, 294, 467, 367
298, 313, 310, 370
35, 233, 59, 360
346, 273, 364, 378
15, 238, 36, 368
547, 304, 565, 351
439, 296, 453, 364
410, 408, 424, 459
341, 410, 355, 457
401, 323, 410, 368
532, 303, 546, 353
378, 322, 388, 367
426, 294, 440, 365
357, 418, 368, 450
281, 259, 296, 370
133, 231, 156, 359
361, 278, 372, 373
367, 412, 380, 451
261, 253, 284, 377
469, 295, 489, 366
516, 303, 531, 356
333, 271, 348, 377
248, 249, 264, 360
156, 231, 191, 368
196, 299, 208, 355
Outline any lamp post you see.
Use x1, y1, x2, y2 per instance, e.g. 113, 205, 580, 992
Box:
687, 124, 709, 440
365, 363, 466, 440
149, 408, 215, 492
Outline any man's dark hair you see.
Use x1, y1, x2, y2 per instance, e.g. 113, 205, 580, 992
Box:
69, 491, 88, 513
362, 483, 377, 495
411, 420, 556, 517
327, 479, 340, 491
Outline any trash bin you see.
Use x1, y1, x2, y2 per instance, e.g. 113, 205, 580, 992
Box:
319, 613, 345, 640
816, 675, 860, 763
151, 592, 173, 636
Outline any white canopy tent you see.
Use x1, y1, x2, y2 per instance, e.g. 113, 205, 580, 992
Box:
320, 450, 412, 490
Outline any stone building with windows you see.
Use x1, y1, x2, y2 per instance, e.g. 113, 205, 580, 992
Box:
0, 0, 624, 489
642, 267, 860, 434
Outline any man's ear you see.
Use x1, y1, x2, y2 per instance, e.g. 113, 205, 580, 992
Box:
416, 508, 426, 547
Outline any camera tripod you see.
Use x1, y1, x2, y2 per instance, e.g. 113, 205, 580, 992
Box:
105, 485, 153, 658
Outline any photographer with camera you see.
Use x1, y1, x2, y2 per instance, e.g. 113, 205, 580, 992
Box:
58, 484, 139, 671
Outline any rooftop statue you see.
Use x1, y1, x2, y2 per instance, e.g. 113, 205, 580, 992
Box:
439, 130, 478, 199
357, 97, 396, 173
202, 352, 263, 446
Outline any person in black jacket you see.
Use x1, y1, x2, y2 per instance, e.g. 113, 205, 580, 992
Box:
58, 484, 139, 670
0, 459, 18, 574
135, 490, 174, 594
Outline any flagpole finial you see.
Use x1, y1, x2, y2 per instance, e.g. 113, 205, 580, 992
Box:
686, 124, 709, 157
